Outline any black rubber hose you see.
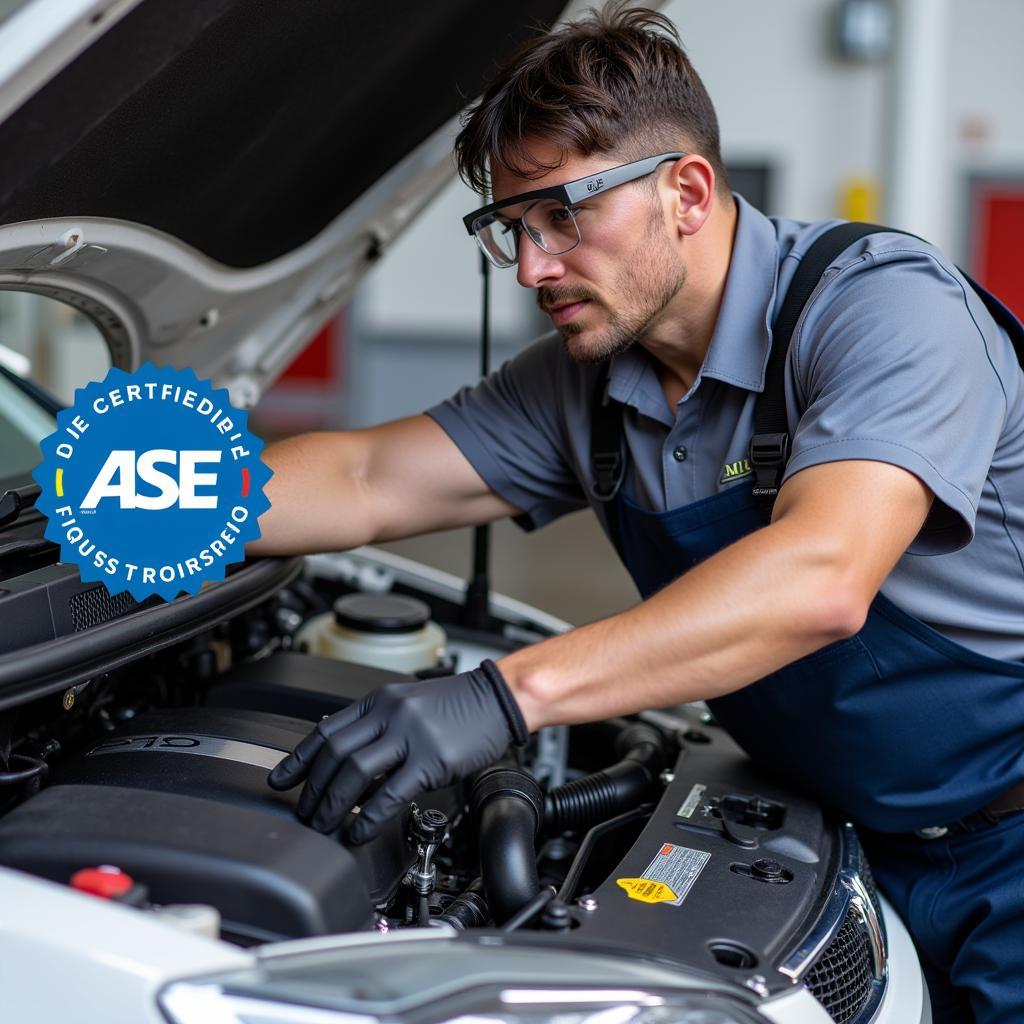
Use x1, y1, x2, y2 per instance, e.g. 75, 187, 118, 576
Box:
0, 755, 48, 787
472, 766, 544, 925
437, 878, 489, 930
417, 893, 430, 927
545, 722, 668, 833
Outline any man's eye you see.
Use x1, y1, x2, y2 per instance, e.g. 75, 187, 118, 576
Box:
549, 206, 583, 226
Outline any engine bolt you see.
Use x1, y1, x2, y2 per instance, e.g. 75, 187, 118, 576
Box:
540, 899, 572, 932
375, 916, 390, 934
578, 895, 599, 912
751, 858, 784, 881
745, 975, 770, 998
62, 689, 75, 711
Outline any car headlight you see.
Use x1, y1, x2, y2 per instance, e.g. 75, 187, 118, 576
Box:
161, 984, 751, 1024
159, 934, 761, 1024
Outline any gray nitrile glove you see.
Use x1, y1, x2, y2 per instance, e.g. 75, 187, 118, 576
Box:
267, 659, 529, 843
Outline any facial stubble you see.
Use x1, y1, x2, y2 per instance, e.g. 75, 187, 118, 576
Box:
556, 211, 687, 365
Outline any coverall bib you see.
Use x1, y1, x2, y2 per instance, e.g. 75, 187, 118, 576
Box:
612, 431, 1024, 1023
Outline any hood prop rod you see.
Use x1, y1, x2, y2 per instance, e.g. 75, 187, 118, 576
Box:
461, 252, 494, 630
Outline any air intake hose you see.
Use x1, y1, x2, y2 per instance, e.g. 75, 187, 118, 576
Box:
437, 877, 489, 930
471, 766, 544, 925
544, 721, 667, 833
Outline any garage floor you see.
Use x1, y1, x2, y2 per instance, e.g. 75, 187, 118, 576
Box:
379, 508, 638, 628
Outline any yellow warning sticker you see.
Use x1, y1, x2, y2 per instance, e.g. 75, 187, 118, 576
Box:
616, 877, 677, 904
617, 843, 711, 907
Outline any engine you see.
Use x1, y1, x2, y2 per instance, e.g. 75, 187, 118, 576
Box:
0, 652, 466, 942
0, 577, 887, 1022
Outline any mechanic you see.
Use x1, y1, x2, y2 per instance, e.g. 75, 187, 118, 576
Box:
252, 6, 1024, 1020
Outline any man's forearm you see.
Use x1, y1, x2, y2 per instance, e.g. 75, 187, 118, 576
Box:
247, 433, 379, 557
497, 515, 864, 730
247, 417, 522, 558
497, 460, 933, 732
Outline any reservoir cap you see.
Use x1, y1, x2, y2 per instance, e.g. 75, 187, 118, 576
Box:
332, 594, 431, 634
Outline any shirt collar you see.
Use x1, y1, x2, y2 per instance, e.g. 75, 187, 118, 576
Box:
607, 194, 779, 412
699, 194, 778, 393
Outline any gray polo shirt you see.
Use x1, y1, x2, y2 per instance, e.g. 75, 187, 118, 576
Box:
427, 196, 1024, 660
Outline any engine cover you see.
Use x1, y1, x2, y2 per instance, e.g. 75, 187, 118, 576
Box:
566, 732, 884, 1019
571, 739, 835, 967
0, 695, 460, 942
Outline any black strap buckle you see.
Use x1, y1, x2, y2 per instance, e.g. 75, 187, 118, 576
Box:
591, 450, 624, 501
748, 432, 790, 505
590, 377, 625, 502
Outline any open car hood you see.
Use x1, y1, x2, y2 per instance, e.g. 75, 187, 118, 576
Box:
0, 0, 570, 405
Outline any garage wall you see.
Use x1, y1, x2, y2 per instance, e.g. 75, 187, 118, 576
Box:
348, 0, 1024, 433
665, 0, 888, 224
946, 0, 1024, 172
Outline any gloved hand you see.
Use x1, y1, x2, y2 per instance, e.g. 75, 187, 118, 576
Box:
267, 659, 529, 843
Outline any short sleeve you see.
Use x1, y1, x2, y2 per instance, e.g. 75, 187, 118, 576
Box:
783, 246, 1009, 554
425, 334, 589, 530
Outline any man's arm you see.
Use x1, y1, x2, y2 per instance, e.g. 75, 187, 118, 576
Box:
247, 414, 521, 556
268, 456, 933, 840
498, 458, 933, 729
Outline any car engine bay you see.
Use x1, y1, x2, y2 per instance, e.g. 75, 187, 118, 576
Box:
0, 549, 887, 1023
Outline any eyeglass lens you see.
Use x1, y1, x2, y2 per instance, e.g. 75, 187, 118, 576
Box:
473, 200, 581, 267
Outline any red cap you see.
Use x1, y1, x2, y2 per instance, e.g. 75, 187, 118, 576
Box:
70, 865, 135, 899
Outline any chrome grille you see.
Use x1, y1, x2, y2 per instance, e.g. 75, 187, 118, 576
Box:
858, 852, 883, 920
780, 825, 887, 1024
804, 907, 877, 1023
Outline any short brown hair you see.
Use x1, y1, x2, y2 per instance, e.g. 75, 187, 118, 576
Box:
455, 3, 729, 199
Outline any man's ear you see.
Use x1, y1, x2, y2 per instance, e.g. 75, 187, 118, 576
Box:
665, 154, 715, 237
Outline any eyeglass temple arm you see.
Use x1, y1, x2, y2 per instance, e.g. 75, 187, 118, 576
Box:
463, 152, 685, 232
561, 151, 684, 203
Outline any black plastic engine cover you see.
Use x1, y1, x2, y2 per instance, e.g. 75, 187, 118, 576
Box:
0, 783, 369, 942
203, 650, 411, 720
571, 734, 837, 990
0, 701, 462, 941
50, 706, 317, 823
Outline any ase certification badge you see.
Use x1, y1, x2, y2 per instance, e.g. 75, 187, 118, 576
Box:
33, 363, 272, 601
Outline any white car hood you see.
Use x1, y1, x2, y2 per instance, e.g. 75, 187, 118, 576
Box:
0, 0, 573, 405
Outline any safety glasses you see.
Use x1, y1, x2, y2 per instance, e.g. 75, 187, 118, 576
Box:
463, 152, 684, 268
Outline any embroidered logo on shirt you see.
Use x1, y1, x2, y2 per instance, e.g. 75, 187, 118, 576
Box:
720, 458, 752, 485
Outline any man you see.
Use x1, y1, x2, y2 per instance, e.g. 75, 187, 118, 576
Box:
253, 6, 1024, 1020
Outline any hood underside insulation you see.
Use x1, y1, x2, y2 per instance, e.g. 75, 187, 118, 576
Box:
0, 0, 565, 267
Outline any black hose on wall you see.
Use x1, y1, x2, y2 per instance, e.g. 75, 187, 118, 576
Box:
544, 722, 667, 833
471, 766, 544, 925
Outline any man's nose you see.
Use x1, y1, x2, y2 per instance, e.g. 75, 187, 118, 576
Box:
516, 235, 565, 289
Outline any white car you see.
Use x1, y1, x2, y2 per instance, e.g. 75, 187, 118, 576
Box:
0, 2, 928, 1022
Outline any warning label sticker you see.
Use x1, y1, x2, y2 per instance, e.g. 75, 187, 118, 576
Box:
618, 842, 710, 907
677, 783, 706, 819
617, 877, 676, 903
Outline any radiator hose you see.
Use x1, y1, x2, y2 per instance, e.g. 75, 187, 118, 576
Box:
544, 721, 667, 833
471, 766, 544, 925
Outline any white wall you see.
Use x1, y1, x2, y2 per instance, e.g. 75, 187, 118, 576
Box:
666, 0, 1024, 249
947, 0, 1024, 172
664, 0, 887, 222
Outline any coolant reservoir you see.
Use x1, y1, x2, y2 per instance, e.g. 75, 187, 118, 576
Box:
296, 594, 447, 674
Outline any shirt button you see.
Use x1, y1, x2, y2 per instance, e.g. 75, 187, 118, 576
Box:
672, 446, 688, 462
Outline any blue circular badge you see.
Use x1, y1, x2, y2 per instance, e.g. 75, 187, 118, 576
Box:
33, 363, 272, 602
